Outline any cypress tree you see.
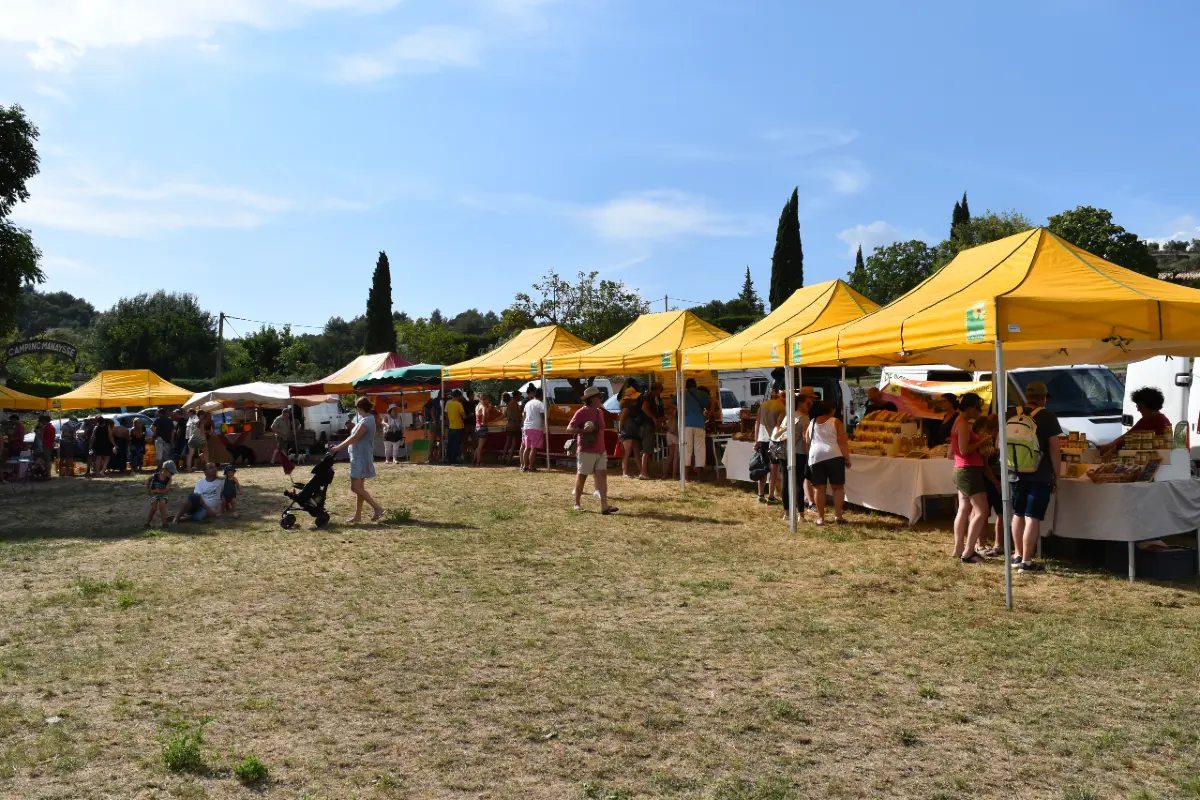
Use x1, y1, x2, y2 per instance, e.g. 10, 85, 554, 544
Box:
364, 250, 397, 353
855, 244, 865, 274
960, 191, 970, 223
738, 266, 763, 314
769, 188, 804, 310
951, 200, 962, 239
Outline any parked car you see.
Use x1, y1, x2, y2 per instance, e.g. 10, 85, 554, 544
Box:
26, 412, 154, 445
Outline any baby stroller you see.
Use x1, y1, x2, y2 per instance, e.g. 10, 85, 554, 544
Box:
281, 453, 335, 529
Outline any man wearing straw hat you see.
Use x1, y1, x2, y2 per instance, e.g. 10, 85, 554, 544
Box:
567, 387, 618, 515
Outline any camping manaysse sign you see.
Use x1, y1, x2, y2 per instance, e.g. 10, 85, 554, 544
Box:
4, 339, 78, 362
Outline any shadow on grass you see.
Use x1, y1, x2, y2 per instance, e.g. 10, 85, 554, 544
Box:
623, 510, 743, 526
382, 519, 476, 531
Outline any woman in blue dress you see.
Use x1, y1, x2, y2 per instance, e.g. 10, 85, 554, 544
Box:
329, 396, 385, 523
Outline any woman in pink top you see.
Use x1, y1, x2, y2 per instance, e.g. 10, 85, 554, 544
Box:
952, 392, 992, 563
566, 387, 618, 515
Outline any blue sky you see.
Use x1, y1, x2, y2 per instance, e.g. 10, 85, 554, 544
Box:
2, 0, 1197, 330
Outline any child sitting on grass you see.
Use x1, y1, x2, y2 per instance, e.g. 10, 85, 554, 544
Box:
146, 460, 178, 528
221, 464, 241, 518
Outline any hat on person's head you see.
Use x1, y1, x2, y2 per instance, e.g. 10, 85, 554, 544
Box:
223, 464, 237, 475
1025, 381, 1049, 399
798, 386, 819, 399
582, 386, 603, 402
162, 460, 179, 475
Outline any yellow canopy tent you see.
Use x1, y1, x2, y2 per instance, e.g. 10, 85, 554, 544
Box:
793, 228, 1200, 609
0, 385, 50, 411
50, 370, 193, 410
546, 310, 730, 377
681, 279, 878, 370
796, 228, 1200, 370
443, 325, 591, 381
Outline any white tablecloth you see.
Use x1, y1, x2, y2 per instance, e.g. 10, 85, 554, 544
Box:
1047, 478, 1200, 542
722, 443, 955, 523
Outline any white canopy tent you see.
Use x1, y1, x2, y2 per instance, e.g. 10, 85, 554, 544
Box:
183, 382, 336, 410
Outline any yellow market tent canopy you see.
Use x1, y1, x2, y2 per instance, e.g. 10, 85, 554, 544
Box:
443, 326, 591, 381
50, 370, 193, 410
546, 310, 730, 377
0, 385, 50, 411
797, 228, 1200, 371
681, 279, 878, 370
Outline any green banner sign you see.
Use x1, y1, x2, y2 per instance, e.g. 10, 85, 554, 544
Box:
966, 302, 987, 343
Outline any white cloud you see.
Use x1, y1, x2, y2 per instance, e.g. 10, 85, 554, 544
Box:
761, 127, 858, 156
12, 172, 293, 237
583, 190, 761, 241
40, 255, 93, 276
334, 25, 483, 82
837, 221, 903, 257
34, 84, 71, 103
0, 0, 399, 70
1149, 214, 1200, 244
822, 159, 870, 195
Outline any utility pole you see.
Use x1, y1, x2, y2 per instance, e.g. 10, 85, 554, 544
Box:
664, 295, 668, 312
215, 312, 225, 381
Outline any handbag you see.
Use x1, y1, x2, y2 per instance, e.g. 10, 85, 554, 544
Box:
748, 448, 770, 481
768, 439, 788, 462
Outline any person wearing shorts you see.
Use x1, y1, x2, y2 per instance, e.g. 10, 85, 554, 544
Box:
951, 393, 991, 564
567, 387, 617, 514
521, 386, 546, 472
638, 383, 665, 479
804, 401, 850, 526
1006, 382, 1062, 573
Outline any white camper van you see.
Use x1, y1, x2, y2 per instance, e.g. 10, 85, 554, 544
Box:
517, 378, 615, 405
1123, 356, 1200, 463
879, 363, 1126, 444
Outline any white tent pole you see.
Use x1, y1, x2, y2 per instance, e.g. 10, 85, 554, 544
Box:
785, 365, 797, 532
540, 363, 550, 471
995, 339, 1014, 610
677, 363, 686, 489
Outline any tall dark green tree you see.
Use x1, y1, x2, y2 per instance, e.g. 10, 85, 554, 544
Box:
854, 245, 865, 274
950, 191, 971, 240
364, 250, 396, 353
92, 291, 217, 377
738, 266, 764, 315
769, 188, 803, 310
0, 105, 44, 336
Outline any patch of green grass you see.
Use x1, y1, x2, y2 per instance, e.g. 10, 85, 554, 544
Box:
74, 577, 110, 599
757, 572, 782, 583
237, 697, 275, 711
116, 589, 140, 609
160, 718, 210, 774
384, 507, 412, 524
918, 685, 940, 700
490, 506, 523, 521
898, 728, 921, 747
684, 579, 732, 593
1063, 788, 1101, 800
1177, 776, 1200, 797
581, 780, 632, 800
711, 774, 795, 800
233, 754, 269, 784
766, 698, 807, 724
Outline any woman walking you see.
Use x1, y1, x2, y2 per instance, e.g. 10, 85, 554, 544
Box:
329, 396, 385, 523
803, 400, 850, 526
951, 393, 992, 563
129, 418, 148, 473
501, 393, 521, 465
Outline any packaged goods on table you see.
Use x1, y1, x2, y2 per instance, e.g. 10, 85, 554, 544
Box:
850, 410, 923, 457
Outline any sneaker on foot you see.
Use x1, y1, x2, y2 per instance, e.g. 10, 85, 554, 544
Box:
602, 506, 619, 515
1018, 561, 1044, 573
573, 504, 583, 512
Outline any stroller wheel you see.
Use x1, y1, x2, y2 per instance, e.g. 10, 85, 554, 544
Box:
280, 513, 297, 530
315, 513, 330, 529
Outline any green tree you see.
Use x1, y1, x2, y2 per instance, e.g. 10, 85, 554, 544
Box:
394, 317, 468, 364
769, 188, 804, 309
92, 291, 218, 378
302, 316, 367, 372
364, 250, 396, 353
947, 209, 1034, 255
1046, 206, 1157, 277
507, 269, 647, 344
447, 309, 499, 335
950, 192, 972, 240
429, 309, 446, 327
0, 105, 44, 336
737, 266, 764, 315
16, 287, 96, 336
846, 240, 938, 306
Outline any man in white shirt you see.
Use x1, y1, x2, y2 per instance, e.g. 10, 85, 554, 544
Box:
521, 386, 546, 473
172, 462, 224, 522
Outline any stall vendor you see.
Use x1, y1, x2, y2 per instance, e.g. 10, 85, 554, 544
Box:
1100, 386, 1171, 455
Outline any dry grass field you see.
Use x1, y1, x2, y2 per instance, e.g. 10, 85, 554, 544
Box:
1, 461, 1199, 799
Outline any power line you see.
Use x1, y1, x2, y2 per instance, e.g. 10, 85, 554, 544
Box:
223, 314, 325, 330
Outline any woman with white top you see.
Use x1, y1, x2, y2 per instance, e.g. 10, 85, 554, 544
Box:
772, 387, 817, 522
802, 400, 851, 526
754, 386, 785, 504
383, 406, 405, 464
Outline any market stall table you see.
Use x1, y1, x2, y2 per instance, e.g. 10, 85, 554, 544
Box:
722, 440, 954, 523
1046, 477, 1200, 581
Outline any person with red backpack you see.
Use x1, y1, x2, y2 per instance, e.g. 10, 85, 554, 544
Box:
1005, 381, 1062, 573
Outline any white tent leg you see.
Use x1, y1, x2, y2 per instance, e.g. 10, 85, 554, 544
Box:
995, 340, 1014, 610
677, 365, 686, 489
785, 366, 797, 532
540, 365, 550, 471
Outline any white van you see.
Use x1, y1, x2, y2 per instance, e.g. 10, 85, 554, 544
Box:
517, 378, 615, 405
718, 369, 774, 411
299, 400, 353, 446
879, 363, 1126, 444
1123, 356, 1199, 462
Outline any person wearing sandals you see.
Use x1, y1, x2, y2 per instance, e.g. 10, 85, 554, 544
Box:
803, 400, 850, 526
755, 385, 785, 504
951, 393, 992, 563
329, 396, 386, 523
